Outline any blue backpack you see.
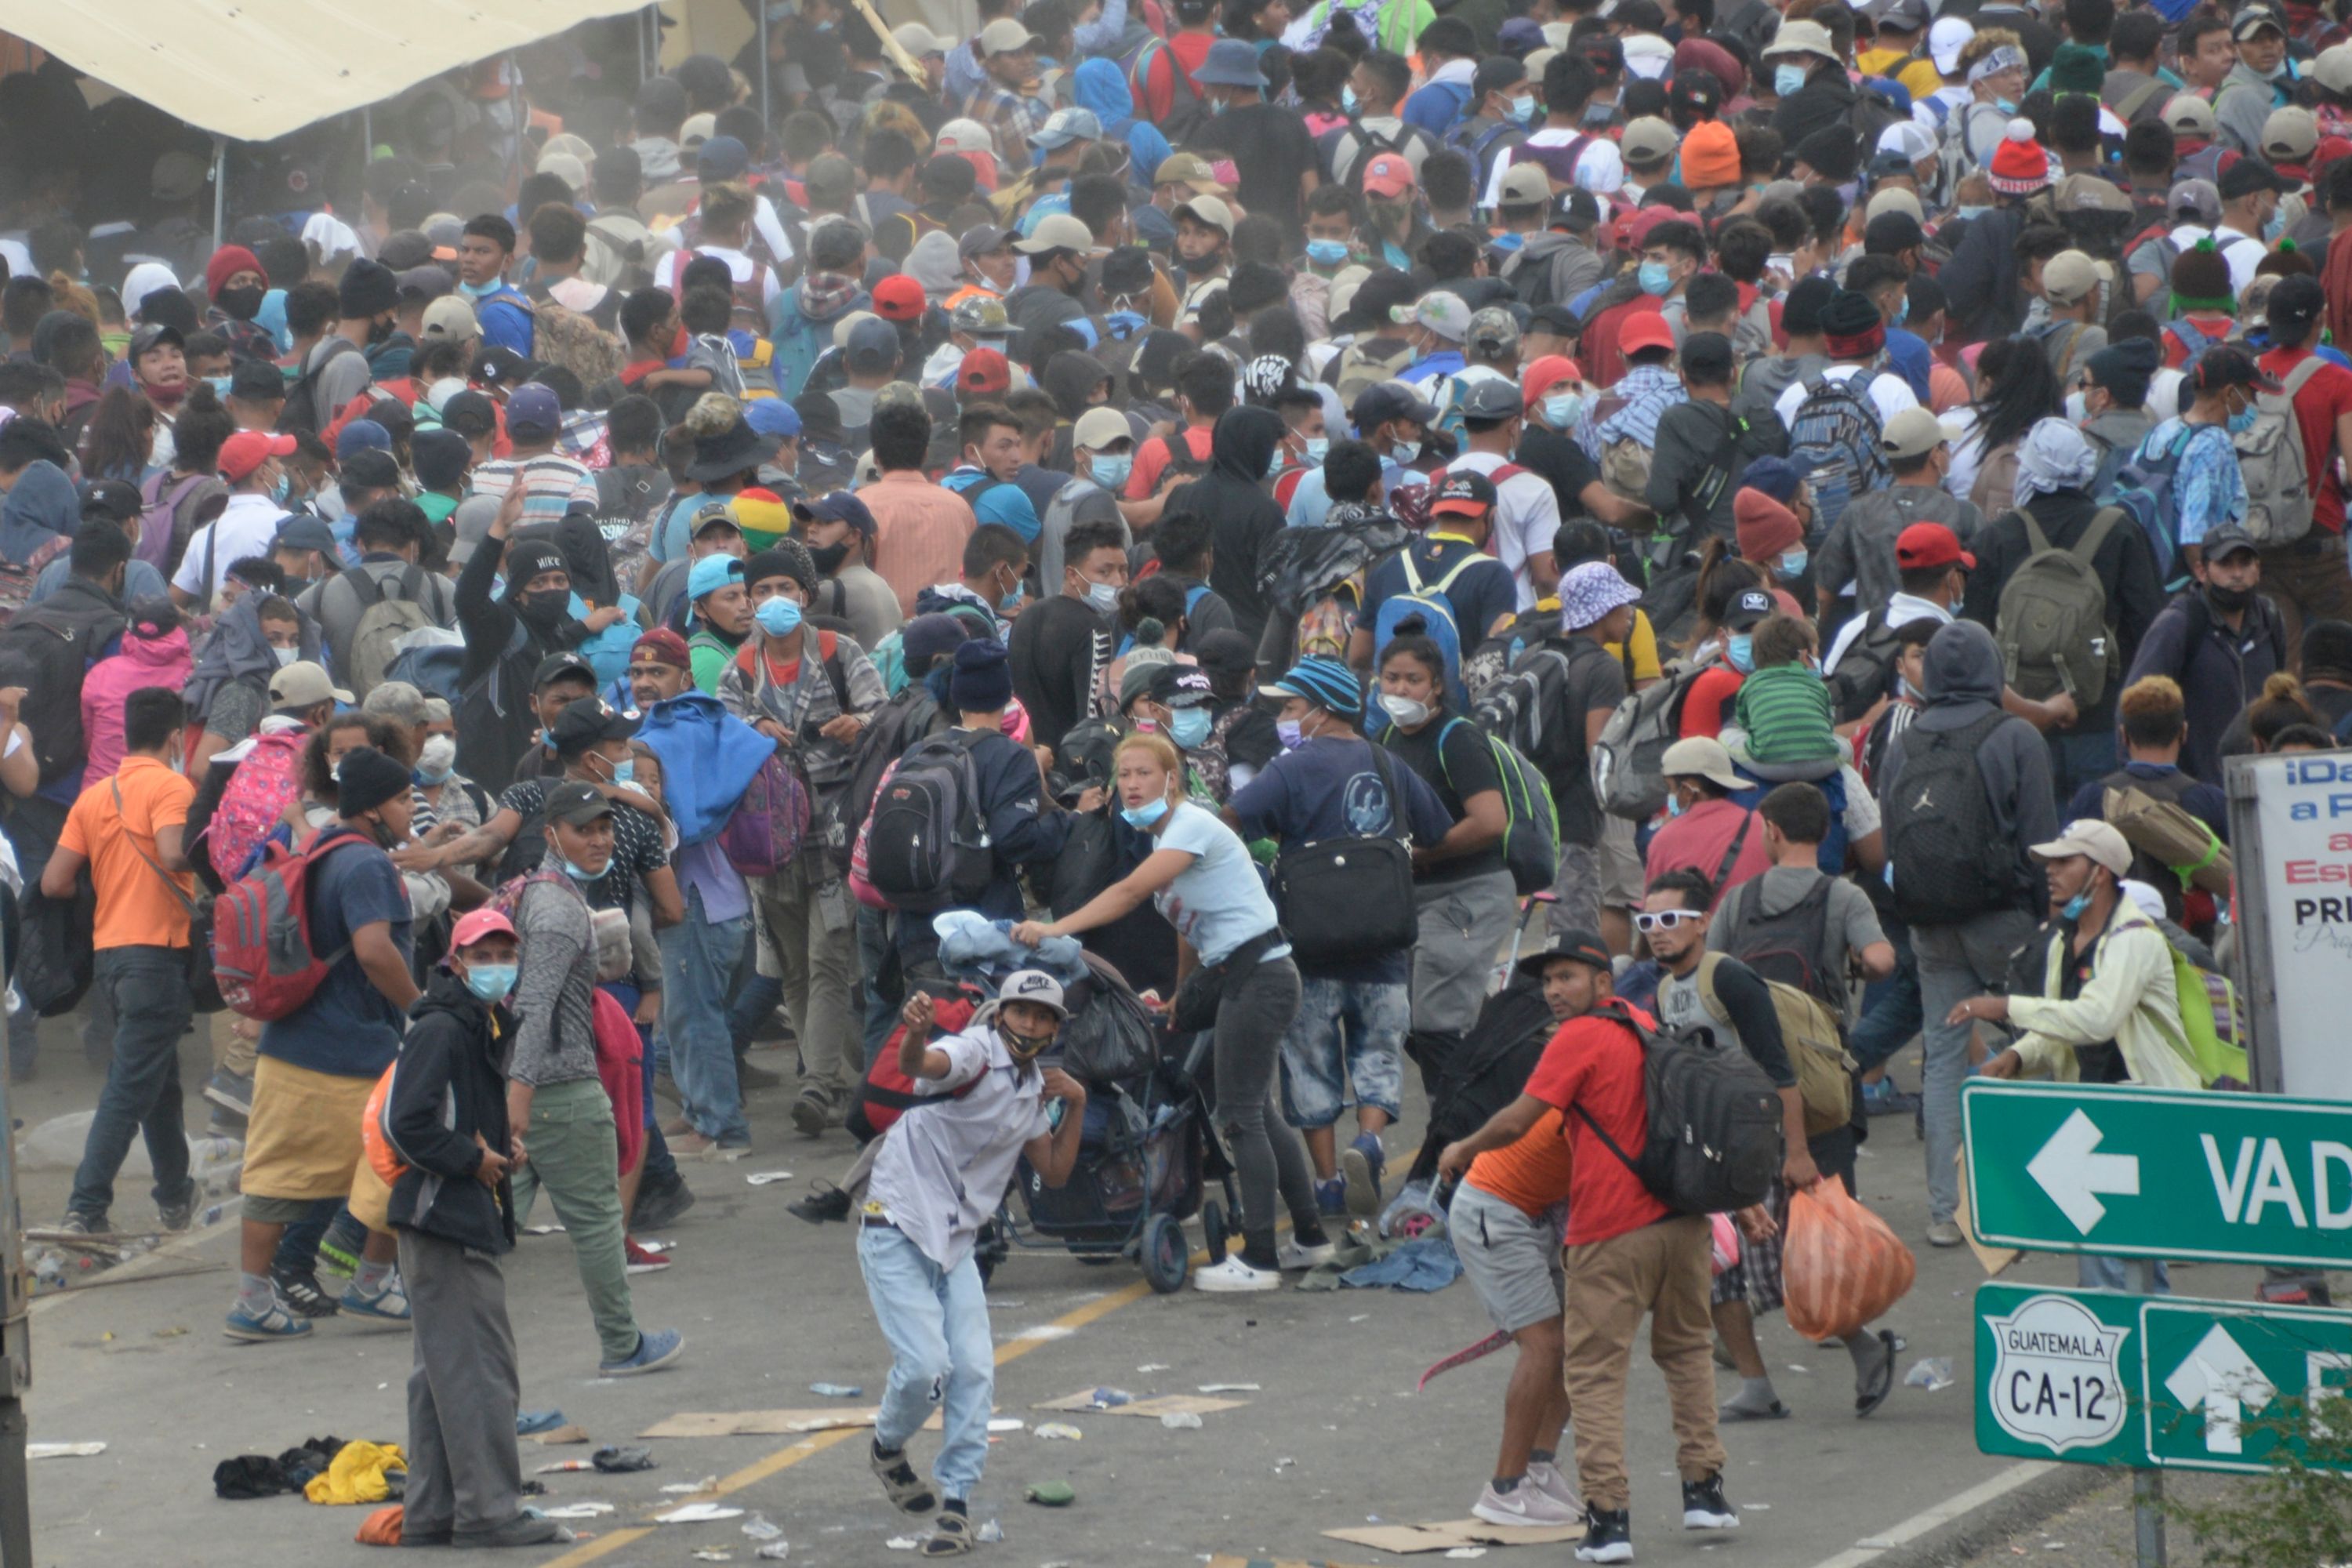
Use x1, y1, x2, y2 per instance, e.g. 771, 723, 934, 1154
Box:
385, 639, 466, 703
2103, 423, 2198, 592
1373, 551, 1475, 709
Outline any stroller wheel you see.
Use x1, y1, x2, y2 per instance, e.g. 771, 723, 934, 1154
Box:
1200, 1200, 1228, 1266
1141, 1213, 1189, 1294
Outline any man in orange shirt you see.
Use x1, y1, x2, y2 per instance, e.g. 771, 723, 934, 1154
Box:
865, 398, 978, 617
44, 686, 201, 1236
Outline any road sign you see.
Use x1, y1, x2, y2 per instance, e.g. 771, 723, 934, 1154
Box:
1977, 1284, 2352, 1473
1961, 1080, 2352, 1269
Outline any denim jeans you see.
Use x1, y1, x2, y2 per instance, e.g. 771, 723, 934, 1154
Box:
1913, 909, 2040, 1225
2045, 728, 2119, 811
658, 887, 751, 1146
1277, 976, 1409, 1129
2079, 1254, 2170, 1294
69, 945, 194, 1223
856, 904, 898, 1070
606, 981, 675, 1188
1849, 918, 1922, 1074
858, 1222, 995, 1503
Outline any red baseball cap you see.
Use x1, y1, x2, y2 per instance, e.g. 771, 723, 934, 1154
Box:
1361, 153, 1415, 198
1619, 310, 1675, 356
450, 908, 517, 949
872, 274, 927, 323
1895, 521, 1975, 572
220, 429, 297, 483
958, 347, 1011, 395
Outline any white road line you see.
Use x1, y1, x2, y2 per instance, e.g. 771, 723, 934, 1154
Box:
1806, 1461, 2056, 1568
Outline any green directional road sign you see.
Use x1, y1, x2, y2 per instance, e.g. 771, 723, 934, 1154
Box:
1977, 1284, 2352, 1473
1962, 1080, 2352, 1269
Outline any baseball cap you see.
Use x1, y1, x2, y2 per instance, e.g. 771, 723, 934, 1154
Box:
935, 118, 996, 155
2201, 523, 2259, 559
1460, 376, 1523, 421
1171, 196, 1235, 236
1721, 587, 1776, 630
2030, 818, 2132, 877
1148, 664, 1217, 709
1620, 312, 1675, 356
2042, 249, 2100, 307
1029, 107, 1102, 150
1661, 735, 1742, 792
450, 908, 517, 950
2219, 158, 2296, 200
1497, 163, 1552, 208
1878, 407, 1947, 461
1429, 469, 1499, 517
274, 515, 338, 554
1152, 152, 1226, 194
1351, 380, 1439, 430
2169, 179, 2223, 226
2269, 274, 2327, 341
1896, 521, 1975, 571
1929, 16, 1975, 72
1360, 154, 1415, 198
1395, 290, 1472, 341
846, 316, 902, 372
792, 491, 880, 539
506, 383, 562, 441
2263, 106, 2320, 162
950, 295, 1011, 338
268, 660, 354, 710
2317, 42, 2352, 95
532, 651, 597, 690
543, 779, 617, 827
2163, 95, 2219, 137
1073, 405, 1131, 452
1014, 213, 1097, 255
550, 700, 641, 754
959, 347, 1012, 394
978, 16, 1042, 54
688, 553, 746, 601
871, 274, 926, 323
2230, 5, 2284, 38
1259, 655, 1363, 719
997, 968, 1069, 1018
220, 430, 296, 482
1467, 307, 1520, 355
1621, 116, 1679, 165
1516, 928, 1613, 978
420, 294, 479, 341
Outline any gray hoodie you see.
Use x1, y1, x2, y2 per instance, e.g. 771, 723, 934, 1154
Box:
1880, 621, 2058, 912
1503, 230, 1603, 310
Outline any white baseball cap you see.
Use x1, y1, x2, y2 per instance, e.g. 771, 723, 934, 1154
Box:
1929, 16, 1976, 74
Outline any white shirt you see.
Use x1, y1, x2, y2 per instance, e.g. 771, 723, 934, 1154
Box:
171, 493, 286, 606
1446, 448, 1563, 610
1481, 126, 1626, 209
866, 1022, 1053, 1271
1823, 589, 1952, 676
2214, 223, 2268, 292
1773, 364, 1920, 431
657, 191, 797, 268
652, 243, 782, 310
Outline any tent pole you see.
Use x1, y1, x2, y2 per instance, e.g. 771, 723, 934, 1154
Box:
759, 3, 771, 129
211, 134, 227, 251
361, 106, 373, 162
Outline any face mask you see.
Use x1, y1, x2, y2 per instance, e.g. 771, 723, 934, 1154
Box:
1727, 632, 1755, 673
1637, 260, 1672, 296
756, 596, 804, 637
2061, 890, 2092, 920
1265, 448, 1285, 479
1543, 390, 1582, 429
206, 375, 234, 397
1779, 547, 1808, 577
2263, 206, 2287, 242
272, 645, 299, 668
1091, 453, 1133, 489
1179, 250, 1222, 276
1305, 238, 1350, 267
601, 755, 636, 786
2227, 403, 2259, 435
1894, 298, 1911, 328
808, 541, 851, 575
1666, 793, 1686, 818
270, 473, 292, 505
1392, 438, 1421, 464
1994, 96, 2018, 113
1956, 205, 1991, 221
1342, 85, 1359, 113
1120, 794, 1171, 829
1169, 707, 1212, 748
523, 587, 572, 621
1275, 717, 1305, 750
216, 284, 266, 321
1000, 1022, 1056, 1061
998, 579, 1025, 613
1305, 435, 1330, 463
463, 963, 517, 1002
2207, 581, 2253, 612
557, 852, 603, 882
458, 277, 501, 300
1510, 94, 1537, 123
1774, 62, 1809, 98
1896, 675, 1922, 702
1379, 692, 1430, 728
1084, 579, 1121, 614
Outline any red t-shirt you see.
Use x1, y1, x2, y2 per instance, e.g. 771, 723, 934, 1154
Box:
2259, 344, 2352, 535
1523, 1000, 1671, 1247
1580, 297, 1666, 392
1644, 798, 1770, 910
1126, 426, 1214, 499
1679, 666, 1744, 738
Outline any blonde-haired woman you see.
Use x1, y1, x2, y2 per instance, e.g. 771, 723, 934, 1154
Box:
1013, 732, 1329, 1292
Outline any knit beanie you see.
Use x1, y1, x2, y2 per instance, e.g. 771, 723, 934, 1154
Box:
1987, 120, 2053, 196
1820, 288, 1887, 358
1682, 122, 1741, 189
731, 486, 793, 550
204, 245, 263, 301
2048, 42, 2105, 95
902, 612, 973, 676
745, 539, 816, 593
1118, 617, 1178, 708
1793, 125, 1860, 183
2084, 336, 2161, 408
339, 259, 399, 319
949, 637, 1014, 713
1734, 488, 1804, 561
2170, 238, 2235, 312
336, 746, 414, 817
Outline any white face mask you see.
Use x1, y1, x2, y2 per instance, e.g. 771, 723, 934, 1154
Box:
1379, 692, 1429, 728
272, 645, 299, 667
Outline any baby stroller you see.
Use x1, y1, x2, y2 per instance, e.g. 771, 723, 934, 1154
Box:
978, 951, 1237, 1294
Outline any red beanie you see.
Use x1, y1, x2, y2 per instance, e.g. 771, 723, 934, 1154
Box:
205, 245, 263, 301
1987, 122, 2051, 196
1734, 488, 1803, 562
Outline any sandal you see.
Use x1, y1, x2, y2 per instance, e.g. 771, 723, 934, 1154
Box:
1718, 1399, 1791, 1422
870, 1440, 937, 1515
920, 1512, 973, 1556
1854, 1330, 1899, 1418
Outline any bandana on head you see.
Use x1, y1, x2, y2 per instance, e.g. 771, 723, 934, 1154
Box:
1824, 322, 1887, 358
798, 271, 858, 318
2012, 416, 2101, 508
1967, 45, 2024, 84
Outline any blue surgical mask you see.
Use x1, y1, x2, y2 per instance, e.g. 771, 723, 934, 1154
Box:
2061, 891, 2092, 920
206, 375, 233, 397
2263, 206, 2287, 243
1667, 793, 1686, 818
1305, 238, 1351, 267
463, 963, 517, 1003
1305, 435, 1330, 463
270, 473, 292, 504
1275, 717, 1305, 750
1727, 633, 1755, 673
1637, 260, 1671, 296
1170, 706, 1212, 748
1956, 205, 1991, 221
1774, 62, 1809, 99
1342, 85, 1359, 114
756, 596, 804, 637
557, 854, 603, 882
1392, 438, 1421, 464
998, 579, 1025, 613
1994, 96, 2018, 114
1266, 448, 1285, 478
272, 645, 299, 668
1091, 453, 1132, 489
1084, 579, 1121, 614
1779, 547, 1808, 577
2228, 403, 2259, 435
1543, 390, 1582, 429
456, 276, 500, 300
1120, 795, 1171, 829
1511, 94, 1537, 124
1894, 297, 1911, 328
604, 756, 636, 786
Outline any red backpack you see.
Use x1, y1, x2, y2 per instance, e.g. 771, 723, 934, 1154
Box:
211, 826, 375, 1021
846, 994, 980, 1140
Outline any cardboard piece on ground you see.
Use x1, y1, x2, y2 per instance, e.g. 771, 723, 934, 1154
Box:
534, 1425, 591, 1445
1207, 1558, 1384, 1567
1322, 1520, 1586, 1552
1955, 1159, 2020, 1277
640, 1408, 940, 1439
1033, 1389, 1249, 1418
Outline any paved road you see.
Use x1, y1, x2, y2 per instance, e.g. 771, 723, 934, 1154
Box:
7, 1019, 2273, 1568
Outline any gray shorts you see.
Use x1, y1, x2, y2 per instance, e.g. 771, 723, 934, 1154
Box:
1412, 869, 1518, 1036
1449, 1181, 1566, 1334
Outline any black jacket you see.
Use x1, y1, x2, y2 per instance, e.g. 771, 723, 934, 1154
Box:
1771, 71, 1860, 156
1162, 406, 1289, 644
1958, 486, 2165, 731
387, 970, 517, 1256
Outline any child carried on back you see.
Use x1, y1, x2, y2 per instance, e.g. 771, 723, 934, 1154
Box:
1725, 614, 1842, 783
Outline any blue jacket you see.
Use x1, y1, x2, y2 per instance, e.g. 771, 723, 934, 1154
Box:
473, 285, 535, 358
635, 689, 775, 844
1403, 78, 1472, 137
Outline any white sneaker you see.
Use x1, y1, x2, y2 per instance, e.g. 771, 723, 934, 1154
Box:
1192, 1256, 1281, 1293
1473, 1479, 1584, 1527
1276, 1237, 1335, 1270
1528, 1461, 1580, 1511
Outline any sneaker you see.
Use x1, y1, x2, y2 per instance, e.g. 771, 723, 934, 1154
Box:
1576, 1507, 1634, 1563
1528, 1461, 1579, 1511
1341, 1132, 1386, 1218
632, 1174, 698, 1232
1926, 1220, 1965, 1249
736, 1058, 786, 1090
158, 1190, 197, 1232
1276, 1237, 1335, 1271
55, 1211, 100, 1236
600, 1326, 685, 1376
1314, 1176, 1348, 1217
790, 1088, 832, 1138
660, 1114, 693, 1138
625, 1238, 672, 1274
671, 1131, 725, 1159
342, 1273, 412, 1322
270, 1267, 341, 1318
1682, 1473, 1739, 1530
870, 1438, 938, 1515
789, 1181, 853, 1225
201, 1069, 254, 1119
1192, 1256, 1281, 1293
450, 1513, 568, 1549
224, 1293, 314, 1342
1475, 1479, 1583, 1527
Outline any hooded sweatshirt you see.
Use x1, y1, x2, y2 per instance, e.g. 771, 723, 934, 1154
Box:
82, 622, 192, 781
386, 967, 517, 1256
1878, 620, 2060, 915
906, 230, 964, 300
0, 459, 76, 566
1162, 405, 1289, 643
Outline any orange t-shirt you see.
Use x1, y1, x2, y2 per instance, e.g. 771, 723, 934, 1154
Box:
1465, 1105, 1577, 1217
61, 753, 195, 950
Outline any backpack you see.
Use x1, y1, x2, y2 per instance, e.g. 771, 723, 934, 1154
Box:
1701, 878, 1857, 1136
1825, 610, 1904, 723
1786, 368, 1891, 542
278, 337, 361, 436
1331, 336, 1415, 405
1590, 662, 1707, 821
2235, 356, 2328, 549
2107, 423, 2198, 589
1270, 741, 1419, 964
140, 470, 229, 580
1373, 713, 1559, 897
586, 211, 676, 292
2168, 946, 2249, 1087
1570, 998, 1784, 1217
1340, 118, 1415, 198
207, 728, 308, 883
210, 826, 372, 1021
1124, 35, 1210, 145
339, 564, 437, 699
1471, 641, 1582, 773
385, 635, 468, 704
718, 743, 813, 879
362, 1054, 432, 1187
1374, 548, 1479, 709
863, 728, 993, 911
1993, 503, 2126, 708
848, 993, 980, 1141
532, 296, 626, 389
845, 685, 943, 844
1884, 707, 2016, 926
0, 594, 125, 786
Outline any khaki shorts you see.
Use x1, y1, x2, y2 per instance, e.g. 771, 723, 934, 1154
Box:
1599, 816, 1644, 909
242, 1055, 373, 1203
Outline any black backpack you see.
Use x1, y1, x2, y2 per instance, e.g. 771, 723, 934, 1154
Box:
1269, 740, 1418, 965
1714, 871, 1842, 1012
1885, 708, 2018, 927
844, 685, 943, 858
1825, 610, 1905, 724
1572, 999, 1784, 1216
278, 338, 361, 436
0, 596, 125, 786
865, 729, 993, 912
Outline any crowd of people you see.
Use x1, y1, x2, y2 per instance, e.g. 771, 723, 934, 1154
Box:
0, 0, 2329, 1548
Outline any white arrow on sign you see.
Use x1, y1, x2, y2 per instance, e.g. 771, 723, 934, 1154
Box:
2165, 1324, 2276, 1455
2027, 1109, 2142, 1234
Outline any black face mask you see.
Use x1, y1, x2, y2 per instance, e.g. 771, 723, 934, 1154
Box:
366, 314, 398, 346
2206, 582, 2253, 613
521, 587, 573, 622
1179, 250, 1223, 276
367, 815, 402, 851
215, 284, 265, 321
809, 541, 851, 575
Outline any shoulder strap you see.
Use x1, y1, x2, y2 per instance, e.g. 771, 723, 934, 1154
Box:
2118, 76, 2167, 121
2017, 503, 2054, 557
2285, 354, 2331, 400
1709, 810, 1753, 894
1692, 949, 1733, 1026
1426, 550, 1483, 597
111, 776, 201, 920
344, 564, 387, 611
2073, 506, 2126, 564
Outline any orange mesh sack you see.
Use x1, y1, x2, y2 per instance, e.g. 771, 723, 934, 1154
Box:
357, 1504, 404, 1546
1781, 1180, 1916, 1342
